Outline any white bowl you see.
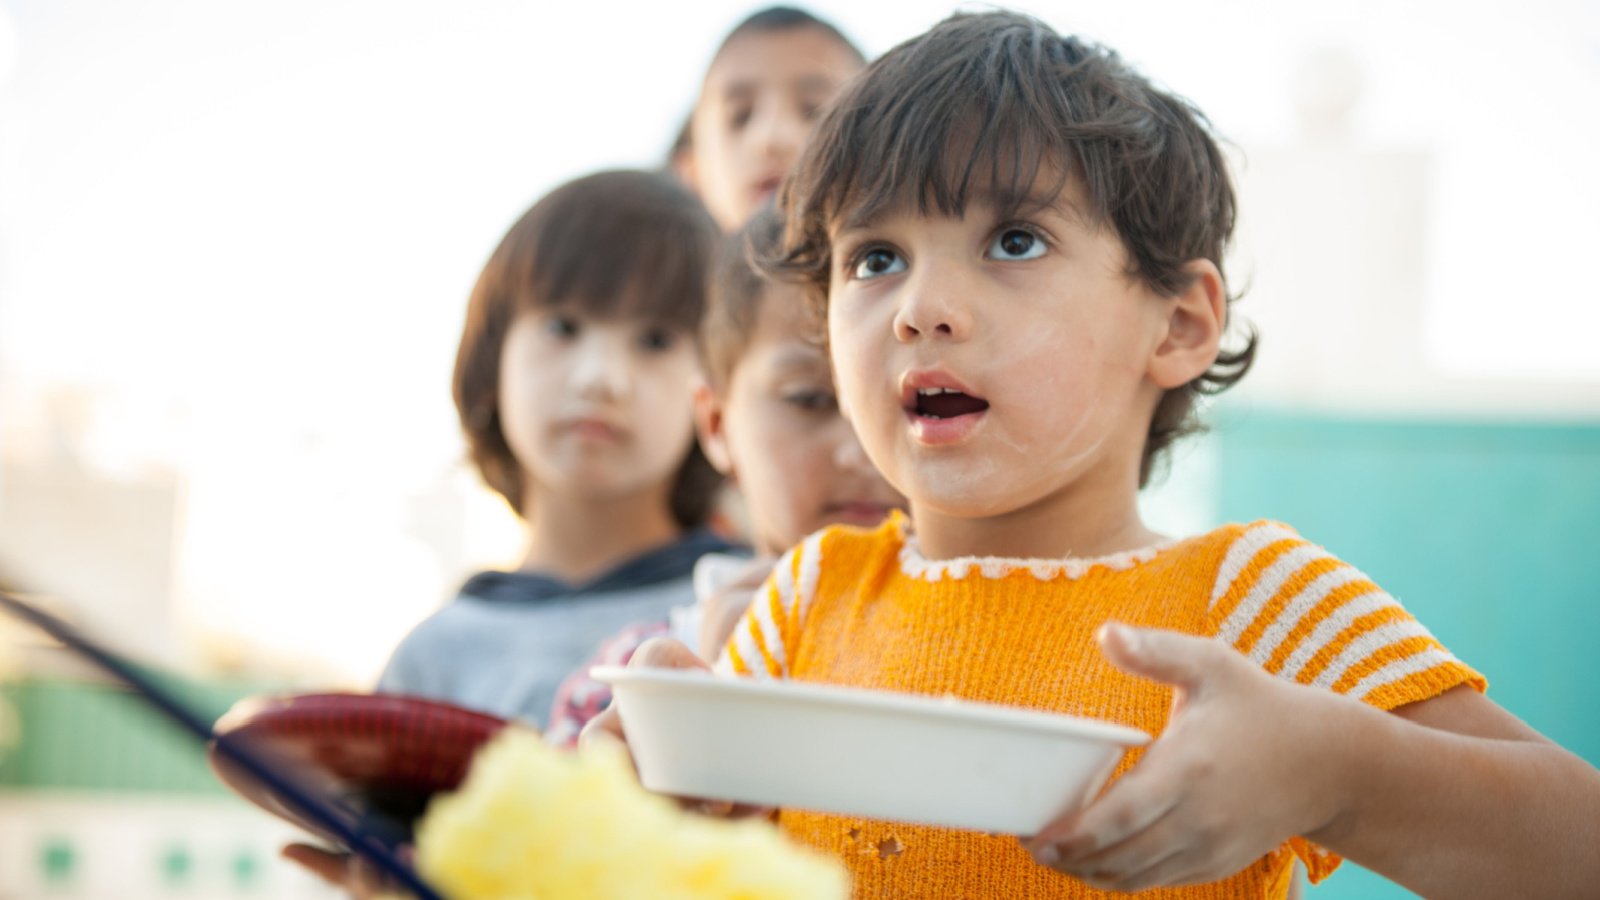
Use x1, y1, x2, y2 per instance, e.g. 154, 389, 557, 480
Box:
590, 667, 1149, 835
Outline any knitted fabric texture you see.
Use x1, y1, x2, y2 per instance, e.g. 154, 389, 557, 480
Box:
722, 513, 1485, 899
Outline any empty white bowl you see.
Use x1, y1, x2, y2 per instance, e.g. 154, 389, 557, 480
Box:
590, 667, 1150, 835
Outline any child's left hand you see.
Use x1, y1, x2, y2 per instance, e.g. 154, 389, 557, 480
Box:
694, 555, 777, 662
281, 842, 409, 899
1022, 623, 1350, 892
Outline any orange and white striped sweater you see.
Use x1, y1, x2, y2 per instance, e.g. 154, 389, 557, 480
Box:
720, 512, 1484, 899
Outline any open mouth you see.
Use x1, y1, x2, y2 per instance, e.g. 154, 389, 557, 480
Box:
910, 387, 990, 419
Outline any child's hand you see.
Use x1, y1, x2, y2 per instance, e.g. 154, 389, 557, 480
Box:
580, 636, 709, 754
1022, 624, 1347, 892
281, 842, 408, 899
580, 636, 772, 819
696, 556, 776, 660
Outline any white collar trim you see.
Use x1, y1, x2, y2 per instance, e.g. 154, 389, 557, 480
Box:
895, 519, 1176, 583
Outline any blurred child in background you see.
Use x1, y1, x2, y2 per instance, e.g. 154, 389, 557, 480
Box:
674, 6, 865, 232
374, 169, 733, 727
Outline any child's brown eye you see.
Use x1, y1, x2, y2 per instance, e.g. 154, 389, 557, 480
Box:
853, 248, 905, 280
545, 316, 579, 339
989, 228, 1044, 261
784, 389, 837, 412
638, 328, 676, 352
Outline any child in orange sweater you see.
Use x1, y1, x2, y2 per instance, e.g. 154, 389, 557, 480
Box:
588, 10, 1600, 899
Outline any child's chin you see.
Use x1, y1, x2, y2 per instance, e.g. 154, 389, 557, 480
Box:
918, 488, 1025, 522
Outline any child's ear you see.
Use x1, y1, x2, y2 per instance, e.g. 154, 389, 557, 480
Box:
692, 377, 737, 481
1148, 259, 1226, 390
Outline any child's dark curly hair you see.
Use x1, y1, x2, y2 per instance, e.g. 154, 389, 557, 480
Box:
769, 11, 1256, 485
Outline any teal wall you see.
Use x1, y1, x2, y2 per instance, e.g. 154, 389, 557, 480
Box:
1212, 409, 1600, 897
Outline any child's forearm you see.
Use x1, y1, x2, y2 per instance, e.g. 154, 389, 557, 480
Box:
1308, 698, 1600, 899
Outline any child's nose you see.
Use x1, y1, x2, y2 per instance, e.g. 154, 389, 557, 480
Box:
893, 285, 973, 343
569, 334, 633, 400
751, 101, 804, 162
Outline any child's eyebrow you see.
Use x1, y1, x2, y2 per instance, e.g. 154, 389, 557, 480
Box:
792, 74, 840, 94
834, 208, 884, 235
721, 73, 839, 101
975, 184, 1089, 224
720, 81, 759, 102
831, 189, 1089, 238
767, 343, 830, 372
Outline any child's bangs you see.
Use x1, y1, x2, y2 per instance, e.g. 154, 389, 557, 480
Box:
490, 169, 718, 335
510, 205, 709, 335
802, 14, 1106, 235
827, 99, 1076, 235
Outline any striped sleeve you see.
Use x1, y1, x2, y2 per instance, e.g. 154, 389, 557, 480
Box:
1208, 522, 1485, 706
715, 530, 826, 679
1207, 522, 1487, 883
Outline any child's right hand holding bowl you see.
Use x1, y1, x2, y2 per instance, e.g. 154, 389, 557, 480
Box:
579, 636, 772, 820
1024, 623, 1596, 898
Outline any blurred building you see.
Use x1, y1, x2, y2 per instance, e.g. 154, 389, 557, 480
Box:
0, 640, 338, 899
0, 386, 184, 663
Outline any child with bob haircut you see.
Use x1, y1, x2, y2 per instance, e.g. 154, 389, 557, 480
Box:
547, 206, 903, 746
289, 171, 736, 892
375, 169, 735, 729
599, 11, 1600, 898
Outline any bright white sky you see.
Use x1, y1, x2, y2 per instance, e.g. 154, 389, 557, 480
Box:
1, 0, 1597, 679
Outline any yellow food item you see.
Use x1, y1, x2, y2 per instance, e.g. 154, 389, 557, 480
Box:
414, 729, 849, 900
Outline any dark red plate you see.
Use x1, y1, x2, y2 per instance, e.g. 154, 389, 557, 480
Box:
208, 692, 510, 848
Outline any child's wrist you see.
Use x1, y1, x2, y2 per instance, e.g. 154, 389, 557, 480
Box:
1297, 690, 1381, 848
